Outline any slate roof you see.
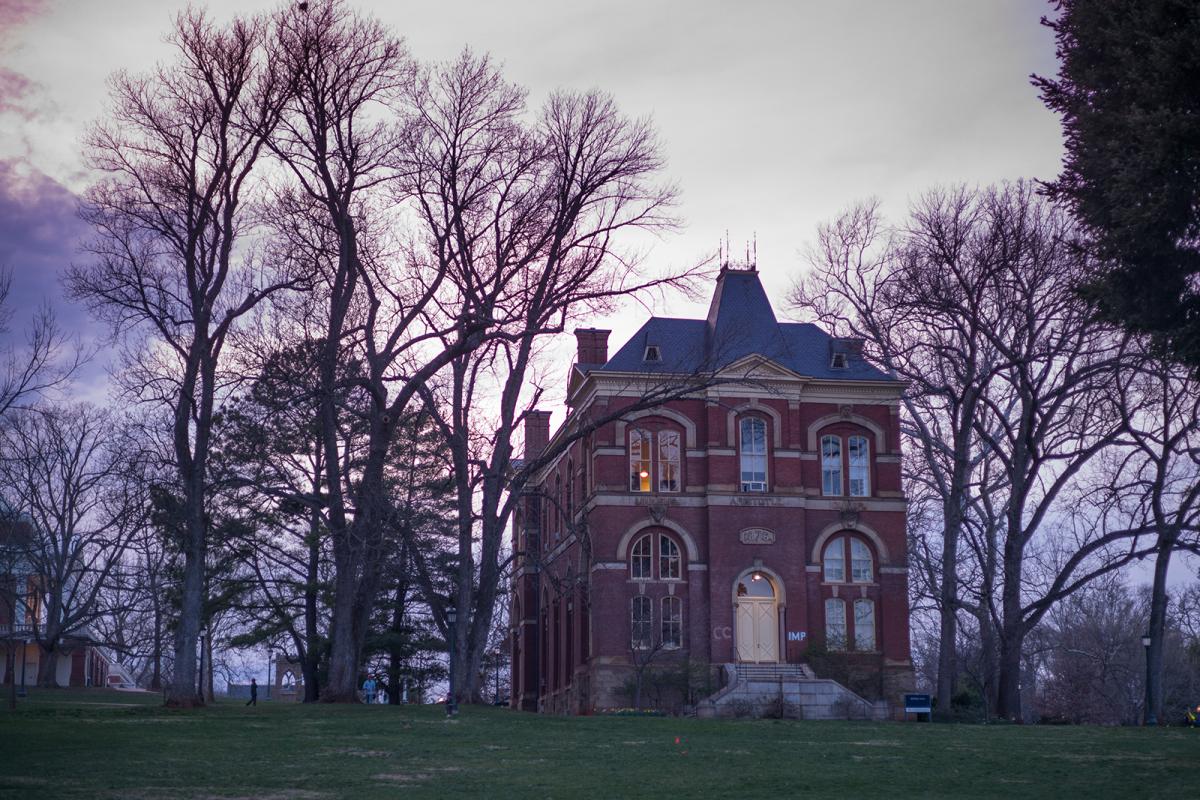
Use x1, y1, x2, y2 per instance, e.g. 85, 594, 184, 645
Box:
597, 268, 894, 382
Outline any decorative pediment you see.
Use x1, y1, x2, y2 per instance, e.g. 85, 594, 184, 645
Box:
718, 354, 807, 382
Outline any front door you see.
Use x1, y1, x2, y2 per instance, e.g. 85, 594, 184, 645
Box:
734, 573, 779, 662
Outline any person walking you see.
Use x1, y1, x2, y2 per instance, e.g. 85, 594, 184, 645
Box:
246, 678, 258, 707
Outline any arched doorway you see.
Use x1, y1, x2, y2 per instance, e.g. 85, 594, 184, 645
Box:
734, 572, 779, 663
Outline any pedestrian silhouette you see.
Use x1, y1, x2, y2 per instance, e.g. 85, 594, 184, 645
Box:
246, 678, 258, 707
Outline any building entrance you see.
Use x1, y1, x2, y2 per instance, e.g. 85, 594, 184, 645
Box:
735, 572, 779, 662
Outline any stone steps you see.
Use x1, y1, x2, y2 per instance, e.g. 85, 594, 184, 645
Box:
696, 663, 888, 720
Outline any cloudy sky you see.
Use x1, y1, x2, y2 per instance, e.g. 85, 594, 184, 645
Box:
0, 0, 1064, 388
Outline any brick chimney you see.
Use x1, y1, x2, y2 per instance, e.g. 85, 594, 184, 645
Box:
574, 328, 610, 365
524, 410, 553, 460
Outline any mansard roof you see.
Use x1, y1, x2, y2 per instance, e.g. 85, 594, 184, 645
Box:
597, 267, 894, 382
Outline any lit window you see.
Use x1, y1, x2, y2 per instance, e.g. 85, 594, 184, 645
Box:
850, 538, 873, 583
848, 435, 869, 497
658, 431, 680, 492
739, 418, 767, 492
821, 435, 842, 496
661, 596, 682, 649
630, 534, 652, 580
631, 596, 653, 650
823, 536, 845, 582
659, 535, 681, 580
854, 599, 876, 651
629, 430, 651, 492
825, 599, 847, 651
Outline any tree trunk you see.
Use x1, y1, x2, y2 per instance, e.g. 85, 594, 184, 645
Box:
323, 559, 361, 703
996, 544, 1025, 721
168, 514, 204, 707
36, 645, 58, 688
303, 514, 321, 703
1146, 539, 1173, 725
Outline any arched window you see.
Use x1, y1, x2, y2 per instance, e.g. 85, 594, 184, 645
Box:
631, 596, 653, 650
854, 599, 876, 651
823, 537, 846, 582
850, 538, 873, 583
630, 534, 652, 580
823, 536, 874, 583
659, 535, 681, 580
821, 435, 842, 496
739, 417, 768, 492
848, 435, 870, 497
629, 430, 651, 492
657, 431, 681, 492
825, 598, 847, 651
661, 596, 682, 649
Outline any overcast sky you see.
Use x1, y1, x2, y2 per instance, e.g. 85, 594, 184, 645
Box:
0, 0, 1064, 372
1, 2, 1194, 587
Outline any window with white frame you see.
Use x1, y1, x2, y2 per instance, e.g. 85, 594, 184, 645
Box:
825, 598, 847, 651
850, 537, 873, 583
630, 534, 652, 580
631, 596, 653, 650
854, 599, 876, 651
824, 535, 874, 584
659, 535, 681, 580
821, 435, 842, 496
630, 430, 651, 492
848, 435, 870, 497
661, 596, 682, 649
739, 417, 768, 492
657, 431, 680, 492
823, 537, 846, 582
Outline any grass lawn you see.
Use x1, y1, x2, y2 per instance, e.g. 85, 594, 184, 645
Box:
1, 690, 1196, 799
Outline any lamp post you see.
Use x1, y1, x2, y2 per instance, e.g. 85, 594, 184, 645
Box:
198, 626, 208, 703
492, 648, 501, 705
446, 605, 457, 717
1141, 633, 1155, 726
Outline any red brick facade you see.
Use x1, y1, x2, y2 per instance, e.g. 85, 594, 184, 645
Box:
510, 267, 914, 714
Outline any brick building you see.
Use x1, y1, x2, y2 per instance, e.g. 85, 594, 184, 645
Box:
509, 265, 914, 715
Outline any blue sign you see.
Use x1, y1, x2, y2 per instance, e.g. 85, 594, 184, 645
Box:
904, 693, 932, 713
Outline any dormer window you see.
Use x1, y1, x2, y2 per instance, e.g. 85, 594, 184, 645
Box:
643, 345, 661, 362
830, 352, 847, 369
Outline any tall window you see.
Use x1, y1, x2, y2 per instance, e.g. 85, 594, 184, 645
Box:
850, 538, 873, 583
630, 534, 652, 580
848, 435, 870, 497
631, 596, 652, 650
629, 430, 651, 492
739, 417, 767, 492
821, 435, 842, 496
824, 536, 874, 583
659, 535, 681, 580
657, 431, 680, 492
823, 537, 846, 582
854, 599, 876, 651
825, 599, 847, 651
566, 459, 575, 522
661, 596, 682, 649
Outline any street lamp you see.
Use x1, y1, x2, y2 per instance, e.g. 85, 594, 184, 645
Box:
1142, 632, 1155, 726
492, 648, 501, 705
198, 626, 209, 702
446, 605, 457, 717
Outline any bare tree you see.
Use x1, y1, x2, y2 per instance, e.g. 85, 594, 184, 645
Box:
69, 10, 294, 705
792, 188, 1007, 717
1106, 346, 1200, 723
0, 404, 143, 687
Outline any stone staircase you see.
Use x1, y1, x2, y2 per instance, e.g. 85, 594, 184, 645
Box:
696, 663, 888, 720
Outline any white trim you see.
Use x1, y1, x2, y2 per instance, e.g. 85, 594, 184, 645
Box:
810, 520, 891, 566
614, 407, 698, 449
615, 517, 700, 562
726, 401, 784, 448
806, 412, 887, 453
